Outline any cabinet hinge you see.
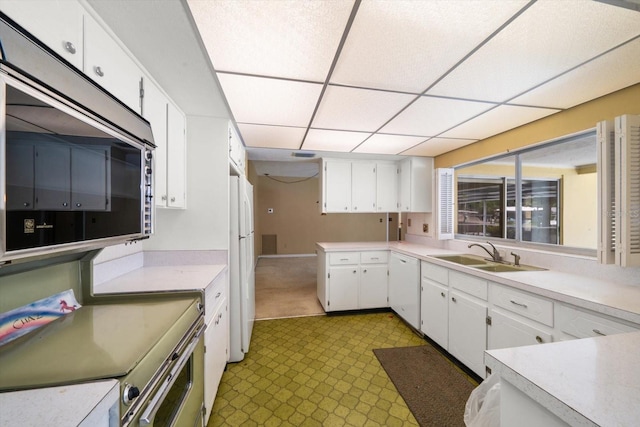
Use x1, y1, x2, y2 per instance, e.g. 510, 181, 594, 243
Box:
486, 366, 492, 376
486, 315, 492, 326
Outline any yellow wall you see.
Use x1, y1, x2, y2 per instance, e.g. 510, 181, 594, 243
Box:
435, 83, 640, 168
562, 172, 597, 248
254, 174, 397, 255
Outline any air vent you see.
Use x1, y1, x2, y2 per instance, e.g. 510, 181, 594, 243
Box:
291, 151, 316, 158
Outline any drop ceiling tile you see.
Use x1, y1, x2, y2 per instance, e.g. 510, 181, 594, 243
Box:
331, 0, 528, 93
511, 38, 640, 109
381, 96, 494, 136
440, 105, 559, 140
237, 123, 306, 149
428, 0, 640, 102
218, 74, 322, 127
402, 137, 477, 157
302, 129, 371, 153
352, 134, 427, 155
187, 0, 354, 81
311, 85, 415, 132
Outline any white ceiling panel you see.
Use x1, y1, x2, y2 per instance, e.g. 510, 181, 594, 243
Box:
330, 0, 528, 93
441, 105, 560, 140
428, 0, 640, 102
187, 0, 354, 81
353, 134, 427, 155
312, 85, 415, 132
402, 137, 477, 157
237, 123, 306, 150
381, 96, 494, 137
302, 129, 371, 153
511, 38, 640, 109
218, 74, 322, 127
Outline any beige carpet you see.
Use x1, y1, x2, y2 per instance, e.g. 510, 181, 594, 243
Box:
254, 256, 325, 319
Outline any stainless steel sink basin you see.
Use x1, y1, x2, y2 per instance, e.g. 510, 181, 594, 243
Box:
473, 264, 546, 273
433, 254, 489, 265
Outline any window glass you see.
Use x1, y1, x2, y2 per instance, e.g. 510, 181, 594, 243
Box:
455, 132, 596, 250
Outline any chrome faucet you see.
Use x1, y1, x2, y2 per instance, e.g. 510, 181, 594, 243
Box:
468, 241, 503, 262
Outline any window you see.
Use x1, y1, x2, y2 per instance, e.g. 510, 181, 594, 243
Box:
455, 131, 597, 251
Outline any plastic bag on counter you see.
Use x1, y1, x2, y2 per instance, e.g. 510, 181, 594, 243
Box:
464, 372, 501, 427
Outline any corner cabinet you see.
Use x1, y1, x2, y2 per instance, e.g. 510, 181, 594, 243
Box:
316, 249, 388, 312
398, 157, 433, 212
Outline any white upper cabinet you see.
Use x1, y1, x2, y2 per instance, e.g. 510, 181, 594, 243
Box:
141, 78, 168, 207
0, 0, 84, 70
351, 162, 376, 212
322, 160, 352, 212
83, 13, 143, 112
398, 157, 434, 213
228, 123, 246, 174
376, 162, 397, 212
166, 102, 187, 208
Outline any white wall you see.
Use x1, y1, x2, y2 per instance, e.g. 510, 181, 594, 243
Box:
144, 115, 229, 251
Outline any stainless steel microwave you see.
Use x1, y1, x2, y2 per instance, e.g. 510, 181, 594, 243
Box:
0, 13, 155, 264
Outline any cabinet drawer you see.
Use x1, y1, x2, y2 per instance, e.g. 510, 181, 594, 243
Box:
488, 309, 553, 350
205, 274, 227, 323
449, 271, 487, 300
490, 284, 553, 327
329, 252, 360, 265
360, 251, 388, 264
421, 261, 448, 285
557, 304, 639, 339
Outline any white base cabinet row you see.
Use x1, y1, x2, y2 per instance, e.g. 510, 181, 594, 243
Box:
318, 247, 640, 379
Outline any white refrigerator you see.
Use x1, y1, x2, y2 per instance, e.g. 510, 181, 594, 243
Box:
229, 176, 255, 362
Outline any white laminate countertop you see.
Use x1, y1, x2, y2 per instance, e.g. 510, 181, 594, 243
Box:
316, 241, 640, 324
0, 380, 119, 427
95, 264, 227, 294
485, 331, 640, 427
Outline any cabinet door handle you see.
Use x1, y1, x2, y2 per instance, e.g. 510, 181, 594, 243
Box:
23, 202, 30, 207
171, 197, 176, 202
94, 66, 104, 77
215, 292, 221, 299
592, 329, 606, 336
354, 206, 357, 210
161, 195, 167, 201
353, 270, 357, 274
344, 207, 348, 211
451, 297, 457, 303
62, 202, 69, 207
440, 292, 445, 298
400, 259, 407, 264
64, 41, 76, 54
510, 300, 528, 309
75, 203, 82, 208
340, 258, 349, 261
535, 335, 543, 343
371, 257, 379, 260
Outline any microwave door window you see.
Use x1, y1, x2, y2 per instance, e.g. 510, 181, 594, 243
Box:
4, 84, 142, 251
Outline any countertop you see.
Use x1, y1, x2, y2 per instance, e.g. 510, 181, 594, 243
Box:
0, 380, 119, 427
96, 264, 227, 294
316, 241, 640, 324
485, 331, 640, 427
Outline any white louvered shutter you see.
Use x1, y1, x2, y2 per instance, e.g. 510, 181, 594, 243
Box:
436, 168, 455, 240
615, 115, 640, 267
597, 120, 616, 264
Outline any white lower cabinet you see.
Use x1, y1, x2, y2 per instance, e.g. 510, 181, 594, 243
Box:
318, 250, 388, 312
389, 252, 420, 330
448, 290, 487, 377
556, 304, 639, 340
420, 278, 449, 349
487, 309, 552, 350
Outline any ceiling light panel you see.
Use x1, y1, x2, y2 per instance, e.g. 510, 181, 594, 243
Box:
330, 0, 528, 93
428, 0, 640, 102
311, 85, 415, 132
187, 0, 354, 81
402, 137, 477, 157
380, 96, 494, 136
218, 73, 322, 127
353, 134, 427, 155
302, 129, 371, 153
237, 123, 306, 149
511, 38, 640, 109
441, 105, 560, 140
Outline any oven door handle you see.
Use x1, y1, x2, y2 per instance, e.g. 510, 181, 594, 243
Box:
139, 329, 202, 426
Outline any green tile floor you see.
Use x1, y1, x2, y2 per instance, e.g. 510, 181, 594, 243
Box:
208, 311, 467, 426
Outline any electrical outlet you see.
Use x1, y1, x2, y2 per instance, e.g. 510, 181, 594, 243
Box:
423, 224, 428, 233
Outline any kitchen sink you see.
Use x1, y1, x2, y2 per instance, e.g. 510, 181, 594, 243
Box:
473, 264, 546, 273
432, 254, 489, 265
